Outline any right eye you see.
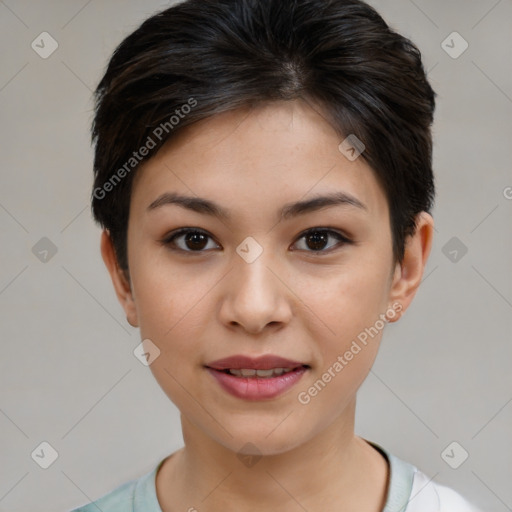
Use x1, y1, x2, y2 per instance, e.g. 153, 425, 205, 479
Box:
161, 228, 221, 253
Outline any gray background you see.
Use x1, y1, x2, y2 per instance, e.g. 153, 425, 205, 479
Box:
0, 1, 511, 511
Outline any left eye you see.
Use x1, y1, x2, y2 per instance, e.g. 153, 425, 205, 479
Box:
162, 228, 351, 253
293, 228, 351, 253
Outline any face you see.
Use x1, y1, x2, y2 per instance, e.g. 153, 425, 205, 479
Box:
103, 99, 432, 456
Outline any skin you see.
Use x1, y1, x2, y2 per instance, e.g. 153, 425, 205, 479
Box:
101, 99, 434, 511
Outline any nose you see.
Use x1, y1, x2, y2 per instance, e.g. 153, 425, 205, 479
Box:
218, 249, 293, 334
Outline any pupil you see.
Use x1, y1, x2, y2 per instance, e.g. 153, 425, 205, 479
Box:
307, 231, 327, 251
186, 232, 207, 250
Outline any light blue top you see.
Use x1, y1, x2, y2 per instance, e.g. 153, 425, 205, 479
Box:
67, 441, 445, 512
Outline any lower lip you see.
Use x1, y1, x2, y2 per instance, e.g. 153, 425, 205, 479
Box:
206, 367, 308, 400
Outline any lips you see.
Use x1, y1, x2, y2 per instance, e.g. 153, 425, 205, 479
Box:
205, 354, 310, 400
206, 354, 308, 371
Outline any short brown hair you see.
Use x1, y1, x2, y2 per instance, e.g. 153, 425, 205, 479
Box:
91, 0, 436, 272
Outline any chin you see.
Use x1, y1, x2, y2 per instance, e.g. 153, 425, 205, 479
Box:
219, 422, 310, 457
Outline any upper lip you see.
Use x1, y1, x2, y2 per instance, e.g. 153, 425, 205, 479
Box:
206, 355, 309, 370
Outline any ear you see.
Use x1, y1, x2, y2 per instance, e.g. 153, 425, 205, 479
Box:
387, 212, 434, 322
100, 230, 139, 328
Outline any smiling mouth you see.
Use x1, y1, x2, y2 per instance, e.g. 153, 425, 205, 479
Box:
209, 365, 310, 378
205, 363, 310, 400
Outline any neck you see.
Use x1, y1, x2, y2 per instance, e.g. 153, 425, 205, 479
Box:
157, 398, 389, 512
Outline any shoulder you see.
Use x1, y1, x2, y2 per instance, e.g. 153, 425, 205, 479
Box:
407, 468, 483, 512
365, 439, 483, 512
68, 460, 163, 512
68, 478, 137, 512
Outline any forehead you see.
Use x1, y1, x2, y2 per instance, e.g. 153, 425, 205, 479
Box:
130, 100, 388, 222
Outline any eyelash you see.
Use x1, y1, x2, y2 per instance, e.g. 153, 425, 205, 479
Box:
160, 227, 353, 255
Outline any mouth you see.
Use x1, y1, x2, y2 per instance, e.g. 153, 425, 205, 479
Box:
210, 365, 309, 378
204, 355, 311, 400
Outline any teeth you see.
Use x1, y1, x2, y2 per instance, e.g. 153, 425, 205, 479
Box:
227, 367, 297, 378
255, 369, 274, 377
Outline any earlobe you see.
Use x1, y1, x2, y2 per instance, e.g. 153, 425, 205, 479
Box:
387, 212, 434, 322
100, 230, 139, 328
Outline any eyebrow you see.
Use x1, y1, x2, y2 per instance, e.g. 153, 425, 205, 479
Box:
147, 191, 367, 221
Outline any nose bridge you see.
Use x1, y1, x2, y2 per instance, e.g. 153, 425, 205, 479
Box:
233, 237, 279, 299
221, 235, 292, 331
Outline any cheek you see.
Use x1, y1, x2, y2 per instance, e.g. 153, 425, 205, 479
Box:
304, 260, 391, 339
130, 250, 210, 339
295, 271, 388, 414
297, 256, 391, 404
132, 266, 212, 407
